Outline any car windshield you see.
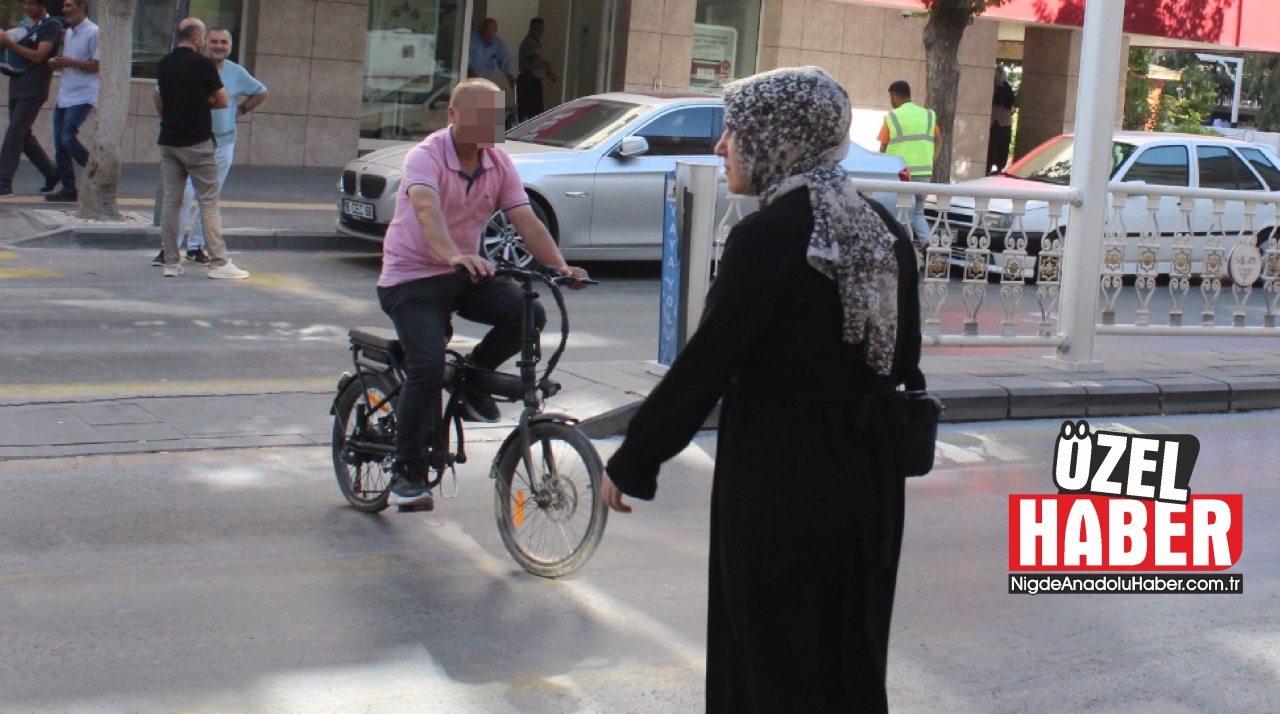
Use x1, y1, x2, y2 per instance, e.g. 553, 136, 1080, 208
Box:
1005, 135, 1136, 185
506, 98, 649, 150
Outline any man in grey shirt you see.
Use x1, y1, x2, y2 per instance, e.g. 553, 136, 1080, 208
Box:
516, 17, 555, 122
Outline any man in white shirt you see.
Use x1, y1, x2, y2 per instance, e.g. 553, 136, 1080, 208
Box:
45, 0, 99, 202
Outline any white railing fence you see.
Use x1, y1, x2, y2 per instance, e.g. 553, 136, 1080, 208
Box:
686, 175, 1280, 369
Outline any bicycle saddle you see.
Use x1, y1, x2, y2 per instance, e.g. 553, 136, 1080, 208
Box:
349, 327, 404, 361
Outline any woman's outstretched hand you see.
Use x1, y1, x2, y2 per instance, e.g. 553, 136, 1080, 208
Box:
601, 469, 632, 513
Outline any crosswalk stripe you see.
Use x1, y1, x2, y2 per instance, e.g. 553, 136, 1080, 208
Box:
0, 268, 62, 278
0, 377, 335, 403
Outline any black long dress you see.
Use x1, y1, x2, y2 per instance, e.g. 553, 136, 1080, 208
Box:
606, 187, 923, 713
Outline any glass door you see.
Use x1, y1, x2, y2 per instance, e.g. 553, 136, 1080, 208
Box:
559, 0, 615, 104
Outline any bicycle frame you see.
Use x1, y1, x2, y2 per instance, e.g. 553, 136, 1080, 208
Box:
340, 340, 472, 482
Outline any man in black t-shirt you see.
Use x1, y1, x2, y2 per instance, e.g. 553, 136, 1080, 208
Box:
0, 0, 62, 197
153, 17, 248, 279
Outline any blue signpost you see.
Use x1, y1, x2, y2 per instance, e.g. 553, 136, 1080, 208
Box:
659, 171, 680, 365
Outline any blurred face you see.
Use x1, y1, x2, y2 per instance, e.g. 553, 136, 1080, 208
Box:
449, 87, 505, 148
62, 1, 85, 24
530, 21, 544, 39
715, 129, 752, 195
481, 20, 498, 43
207, 30, 232, 62
22, 0, 44, 18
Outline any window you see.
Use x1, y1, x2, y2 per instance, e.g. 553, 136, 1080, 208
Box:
692, 0, 760, 93
507, 98, 648, 150
634, 107, 718, 156
132, 0, 245, 79
1238, 147, 1280, 191
361, 0, 466, 141
1122, 146, 1189, 187
1197, 146, 1263, 191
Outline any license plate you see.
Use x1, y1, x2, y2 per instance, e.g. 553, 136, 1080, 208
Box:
341, 198, 375, 221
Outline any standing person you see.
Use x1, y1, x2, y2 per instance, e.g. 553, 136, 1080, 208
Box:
0, 0, 62, 198
878, 79, 939, 247
988, 66, 1016, 175
376, 78, 588, 509
154, 18, 248, 280
516, 17, 556, 122
158, 27, 267, 264
602, 67, 923, 713
44, 0, 99, 203
467, 18, 515, 87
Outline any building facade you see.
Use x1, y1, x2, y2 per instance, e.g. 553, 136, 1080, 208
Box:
2, 0, 1271, 180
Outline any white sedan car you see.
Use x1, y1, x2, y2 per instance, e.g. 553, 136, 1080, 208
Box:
925, 131, 1280, 276
337, 91, 910, 264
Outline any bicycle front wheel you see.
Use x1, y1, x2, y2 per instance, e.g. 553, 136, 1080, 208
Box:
332, 372, 396, 513
494, 421, 608, 578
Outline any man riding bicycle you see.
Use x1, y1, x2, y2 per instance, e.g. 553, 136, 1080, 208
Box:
377, 78, 589, 510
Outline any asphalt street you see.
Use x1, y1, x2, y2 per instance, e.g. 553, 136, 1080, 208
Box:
2, 164, 1280, 712
0, 246, 661, 390
1, 413, 1276, 713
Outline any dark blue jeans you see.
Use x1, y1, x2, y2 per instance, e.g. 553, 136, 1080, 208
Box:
377, 272, 546, 468
53, 103, 93, 190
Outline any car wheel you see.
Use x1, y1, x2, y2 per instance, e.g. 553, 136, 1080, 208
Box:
1255, 228, 1275, 254
1252, 228, 1276, 286
484, 198, 553, 268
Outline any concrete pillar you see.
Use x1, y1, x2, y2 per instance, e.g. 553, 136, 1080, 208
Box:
1014, 26, 1127, 162
611, 0, 696, 92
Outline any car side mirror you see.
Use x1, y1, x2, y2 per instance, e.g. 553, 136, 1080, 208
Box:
617, 136, 650, 158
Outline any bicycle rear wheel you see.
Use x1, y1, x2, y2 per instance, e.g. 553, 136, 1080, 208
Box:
332, 372, 396, 513
494, 421, 608, 578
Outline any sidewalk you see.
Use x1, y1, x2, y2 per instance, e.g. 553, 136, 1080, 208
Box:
2, 165, 1280, 459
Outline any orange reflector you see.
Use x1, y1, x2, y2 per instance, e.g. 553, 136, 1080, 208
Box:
515, 490, 525, 527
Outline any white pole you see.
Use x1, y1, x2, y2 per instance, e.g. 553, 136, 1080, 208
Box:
1231, 60, 1243, 125
1049, 0, 1125, 370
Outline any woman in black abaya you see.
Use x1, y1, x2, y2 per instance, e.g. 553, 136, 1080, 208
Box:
601, 67, 923, 713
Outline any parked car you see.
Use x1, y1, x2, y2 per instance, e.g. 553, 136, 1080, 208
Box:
925, 131, 1280, 277
337, 91, 910, 264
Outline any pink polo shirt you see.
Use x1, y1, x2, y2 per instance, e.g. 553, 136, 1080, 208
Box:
378, 127, 529, 287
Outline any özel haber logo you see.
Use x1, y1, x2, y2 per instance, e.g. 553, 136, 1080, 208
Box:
1009, 421, 1243, 572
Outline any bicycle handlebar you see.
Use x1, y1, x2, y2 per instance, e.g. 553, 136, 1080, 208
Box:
454, 263, 598, 287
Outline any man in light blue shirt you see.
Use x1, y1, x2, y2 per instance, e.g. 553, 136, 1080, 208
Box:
44, 0, 98, 202
467, 18, 515, 86
169, 27, 267, 263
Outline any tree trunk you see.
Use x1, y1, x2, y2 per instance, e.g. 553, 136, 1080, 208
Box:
79, 0, 136, 221
923, 7, 967, 185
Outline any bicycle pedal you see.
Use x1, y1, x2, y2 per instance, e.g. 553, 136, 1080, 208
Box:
440, 466, 459, 499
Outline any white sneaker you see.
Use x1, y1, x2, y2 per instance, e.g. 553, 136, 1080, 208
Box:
207, 261, 250, 280
163, 263, 184, 277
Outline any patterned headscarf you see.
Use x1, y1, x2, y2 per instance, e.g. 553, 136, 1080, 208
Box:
722, 66, 900, 375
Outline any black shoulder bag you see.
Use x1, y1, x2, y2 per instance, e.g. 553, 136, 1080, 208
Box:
879, 207, 944, 477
